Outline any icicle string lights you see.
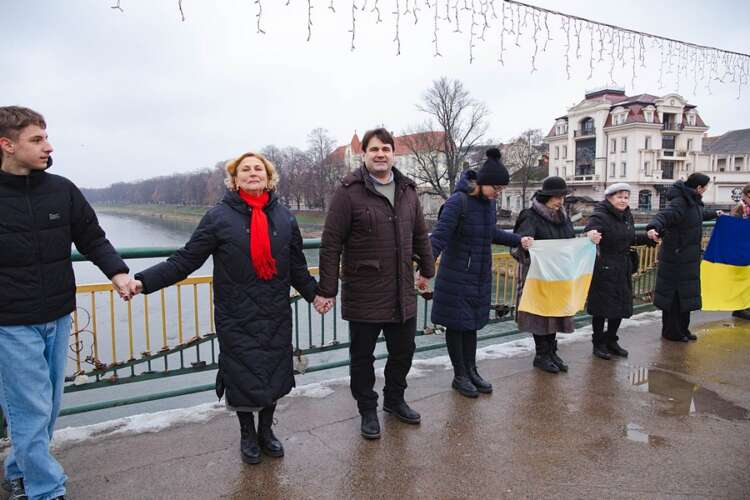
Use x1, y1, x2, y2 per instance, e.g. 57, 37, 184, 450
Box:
110, 0, 749, 98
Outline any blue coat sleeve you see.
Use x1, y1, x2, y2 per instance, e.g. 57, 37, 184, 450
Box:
493, 227, 522, 247
429, 193, 463, 260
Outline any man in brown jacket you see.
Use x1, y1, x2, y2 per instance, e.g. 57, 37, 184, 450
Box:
318, 127, 435, 439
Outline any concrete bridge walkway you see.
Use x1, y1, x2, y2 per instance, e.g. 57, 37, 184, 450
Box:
2, 312, 749, 499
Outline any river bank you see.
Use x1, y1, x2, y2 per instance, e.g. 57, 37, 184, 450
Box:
93, 204, 327, 236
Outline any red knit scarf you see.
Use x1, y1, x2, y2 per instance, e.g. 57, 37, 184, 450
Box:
238, 190, 277, 280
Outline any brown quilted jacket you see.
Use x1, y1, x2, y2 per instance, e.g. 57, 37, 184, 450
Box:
318, 166, 435, 323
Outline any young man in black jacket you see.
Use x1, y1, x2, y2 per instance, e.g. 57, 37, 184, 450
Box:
0, 106, 131, 500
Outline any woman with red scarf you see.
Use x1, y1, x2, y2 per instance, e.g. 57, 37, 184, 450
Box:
131, 152, 327, 465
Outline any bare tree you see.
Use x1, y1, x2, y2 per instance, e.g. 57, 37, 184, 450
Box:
503, 129, 545, 210
403, 77, 490, 199
306, 127, 340, 210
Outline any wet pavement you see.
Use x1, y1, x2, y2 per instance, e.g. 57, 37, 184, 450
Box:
2, 312, 750, 499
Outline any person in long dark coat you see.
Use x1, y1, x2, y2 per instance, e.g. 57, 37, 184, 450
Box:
646, 173, 719, 342
131, 152, 327, 465
730, 183, 750, 320
513, 176, 601, 374
430, 149, 532, 398
584, 183, 652, 360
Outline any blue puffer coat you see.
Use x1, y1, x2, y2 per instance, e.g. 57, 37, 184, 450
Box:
430, 170, 522, 331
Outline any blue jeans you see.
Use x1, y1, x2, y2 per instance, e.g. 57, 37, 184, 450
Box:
0, 315, 71, 500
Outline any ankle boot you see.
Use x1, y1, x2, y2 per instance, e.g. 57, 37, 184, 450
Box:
532, 336, 559, 374
452, 375, 479, 398
606, 340, 628, 357
548, 337, 568, 372
593, 343, 611, 359
467, 366, 493, 393
238, 412, 261, 465
258, 406, 284, 458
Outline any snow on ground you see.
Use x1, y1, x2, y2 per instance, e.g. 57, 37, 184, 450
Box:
0, 311, 663, 452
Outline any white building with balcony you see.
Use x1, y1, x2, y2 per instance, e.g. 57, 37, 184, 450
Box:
699, 128, 750, 205
544, 87, 710, 211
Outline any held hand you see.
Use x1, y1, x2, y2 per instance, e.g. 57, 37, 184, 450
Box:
313, 295, 335, 314
716, 210, 724, 217
128, 279, 144, 298
111, 273, 132, 301
587, 229, 602, 245
415, 272, 429, 291
647, 229, 661, 242
520, 236, 534, 250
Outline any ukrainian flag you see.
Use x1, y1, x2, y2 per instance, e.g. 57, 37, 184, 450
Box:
701, 216, 750, 311
518, 238, 597, 317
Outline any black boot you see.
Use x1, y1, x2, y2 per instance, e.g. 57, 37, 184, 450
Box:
548, 335, 568, 373
360, 410, 381, 439
603, 318, 627, 357
446, 329, 479, 398
3, 478, 27, 500
258, 405, 284, 458
593, 344, 611, 360
463, 330, 492, 393
383, 400, 421, 424
532, 335, 559, 374
238, 412, 261, 464
606, 341, 628, 357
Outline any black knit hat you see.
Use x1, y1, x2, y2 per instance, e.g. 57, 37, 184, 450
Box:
537, 176, 570, 196
476, 148, 509, 186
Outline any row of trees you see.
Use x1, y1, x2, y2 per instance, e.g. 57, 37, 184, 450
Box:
84, 128, 345, 210
84, 77, 546, 211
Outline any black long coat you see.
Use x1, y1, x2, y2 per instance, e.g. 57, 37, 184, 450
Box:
584, 200, 649, 318
647, 181, 716, 312
135, 191, 317, 408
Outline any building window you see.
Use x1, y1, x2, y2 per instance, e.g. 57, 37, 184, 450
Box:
555, 146, 559, 160
644, 161, 651, 175
686, 162, 691, 172
718, 158, 726, 172
555, 167, 559, 176
609, 162, 616, 177
610, 139, 616, 153
644, 110, 653, 123
736, 157, 744, 171
644, 136, 651, 149
562, 145, 567, 159
687, 138, 693, 151
562, 166, 566, 177
620, 162, 627, 177
621, 137, 628, 153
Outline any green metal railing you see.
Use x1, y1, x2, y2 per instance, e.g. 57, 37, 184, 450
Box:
0, 222, 716, 438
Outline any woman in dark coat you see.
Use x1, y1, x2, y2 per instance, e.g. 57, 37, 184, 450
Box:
513, 177, 601, 373
646, 173, 719, 342
430, 149, 531, 397
584, 183, 652, 360
730, 183, 750, 320
131, 152, 326, 465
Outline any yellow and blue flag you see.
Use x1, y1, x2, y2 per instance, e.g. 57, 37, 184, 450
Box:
518, 238, 597, 317
700, 216, 750, 311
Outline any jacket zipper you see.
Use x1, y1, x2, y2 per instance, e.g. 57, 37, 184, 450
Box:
25, 177, 47, 306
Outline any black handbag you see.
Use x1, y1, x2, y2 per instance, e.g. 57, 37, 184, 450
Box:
629, 248, 639, 275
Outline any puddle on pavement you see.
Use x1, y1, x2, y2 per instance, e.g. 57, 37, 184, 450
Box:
623, 423, 666, 446
627, 367, 750, 420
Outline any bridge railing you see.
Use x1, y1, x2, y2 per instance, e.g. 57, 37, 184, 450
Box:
0, 222, 715, 438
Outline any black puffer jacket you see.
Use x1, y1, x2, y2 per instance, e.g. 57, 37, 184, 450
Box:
584, 200, 649, 318
647, 181, 716, 312
0, 169, 128, 325
135, 190, 317, 408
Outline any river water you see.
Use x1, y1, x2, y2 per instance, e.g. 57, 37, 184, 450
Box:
61, 212, 438, 427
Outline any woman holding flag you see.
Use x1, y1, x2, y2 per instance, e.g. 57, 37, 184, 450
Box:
729, 183, 750, 320
584, 183, 653, 360
513, 176, 601, 374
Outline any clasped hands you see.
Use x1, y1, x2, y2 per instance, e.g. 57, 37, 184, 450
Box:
110, 274, 143, 301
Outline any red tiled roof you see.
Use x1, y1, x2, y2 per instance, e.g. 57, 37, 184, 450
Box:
393, 131, 449, 155
327, 145, 346, 164
350, 133, 361, 152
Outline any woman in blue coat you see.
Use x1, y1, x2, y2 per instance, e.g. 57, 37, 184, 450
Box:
430, 149, 532, 398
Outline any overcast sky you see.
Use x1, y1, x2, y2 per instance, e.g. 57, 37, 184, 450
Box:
4, 0, 748, 188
